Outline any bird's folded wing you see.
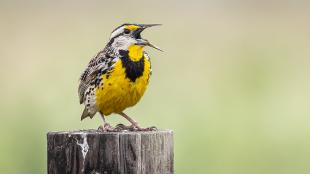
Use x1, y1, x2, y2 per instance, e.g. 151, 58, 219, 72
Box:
78, 52, 111, 104
78, 67, 98, 104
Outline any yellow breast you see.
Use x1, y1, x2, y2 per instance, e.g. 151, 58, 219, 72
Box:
95, 50, 151, 115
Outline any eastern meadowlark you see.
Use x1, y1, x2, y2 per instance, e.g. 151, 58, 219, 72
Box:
78, 23, 162, 131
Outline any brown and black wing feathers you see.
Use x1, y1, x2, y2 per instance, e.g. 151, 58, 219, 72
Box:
78, 49, 116, 120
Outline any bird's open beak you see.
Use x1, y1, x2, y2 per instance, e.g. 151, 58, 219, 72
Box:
135, 24, 163, 52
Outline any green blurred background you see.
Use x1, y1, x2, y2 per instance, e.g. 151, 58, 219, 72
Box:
1, 0, 310, 173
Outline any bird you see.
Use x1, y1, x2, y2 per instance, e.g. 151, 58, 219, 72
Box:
78, 23, 162, 131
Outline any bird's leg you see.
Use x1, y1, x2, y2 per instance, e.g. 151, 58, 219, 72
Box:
116, 112, 157, 131
119, 112, 140, 128
98, 113, 114, 132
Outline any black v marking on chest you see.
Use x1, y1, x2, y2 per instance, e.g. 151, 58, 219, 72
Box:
120, 50, 145, 82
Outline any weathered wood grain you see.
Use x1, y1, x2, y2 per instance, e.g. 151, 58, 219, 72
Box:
47, 130, 173, 174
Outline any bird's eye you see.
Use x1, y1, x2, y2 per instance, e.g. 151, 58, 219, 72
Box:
124, 29, 130, 34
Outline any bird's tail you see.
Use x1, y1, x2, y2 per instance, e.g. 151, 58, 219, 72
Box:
81, 107, 96, 121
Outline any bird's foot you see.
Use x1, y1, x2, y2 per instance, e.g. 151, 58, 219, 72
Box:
98, 123, 114, 132
115, 124, 157, 131
114, 124, 133, 131
136, 126, 157, 131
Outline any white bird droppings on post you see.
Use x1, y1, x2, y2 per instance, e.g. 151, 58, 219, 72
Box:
76, 133, 89, 170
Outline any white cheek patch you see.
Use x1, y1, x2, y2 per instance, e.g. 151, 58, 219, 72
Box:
114, 39, 125, 47
112, 36, 135, 50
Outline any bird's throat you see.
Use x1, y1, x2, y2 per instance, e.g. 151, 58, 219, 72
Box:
128, 45, 144, 62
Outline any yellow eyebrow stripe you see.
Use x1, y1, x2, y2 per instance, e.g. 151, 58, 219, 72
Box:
125, 25, 140, 31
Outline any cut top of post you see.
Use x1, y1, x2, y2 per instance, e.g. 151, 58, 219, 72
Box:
47, 129, 173, 136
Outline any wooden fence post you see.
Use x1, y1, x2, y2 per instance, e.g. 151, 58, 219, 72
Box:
47, 130, 174, 174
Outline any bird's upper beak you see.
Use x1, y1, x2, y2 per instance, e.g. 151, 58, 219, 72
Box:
141, 24, 162, 28
134, 24, 163, 52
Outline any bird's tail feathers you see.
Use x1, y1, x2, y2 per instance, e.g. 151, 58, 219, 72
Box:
81, 108, 96, 121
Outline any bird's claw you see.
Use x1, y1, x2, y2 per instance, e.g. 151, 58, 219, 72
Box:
135, 126, 157, 131
114, 124, 134, 131
98, 123, 114, 132
115, 124, 157, 131
144, 126, 158, 131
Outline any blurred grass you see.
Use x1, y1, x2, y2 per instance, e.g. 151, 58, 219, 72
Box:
1, 0, 310, 173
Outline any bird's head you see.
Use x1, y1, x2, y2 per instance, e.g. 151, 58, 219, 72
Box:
108, 23, 162, 53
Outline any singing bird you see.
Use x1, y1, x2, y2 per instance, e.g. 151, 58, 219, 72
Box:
78, 23, 162, 131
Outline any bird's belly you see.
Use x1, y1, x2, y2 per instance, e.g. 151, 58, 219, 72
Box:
95, 59, 151, 115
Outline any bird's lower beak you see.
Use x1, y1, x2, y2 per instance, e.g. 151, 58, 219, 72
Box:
136, 39, 163, 52
135, 24, 163, 52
